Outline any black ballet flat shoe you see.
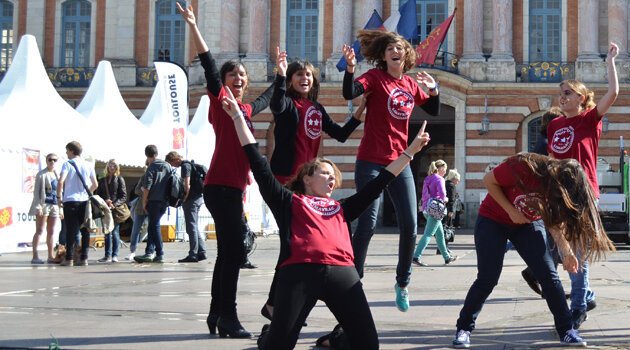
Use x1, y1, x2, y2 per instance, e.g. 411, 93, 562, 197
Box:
216, 316, 252, 338
206, 313, 219, 335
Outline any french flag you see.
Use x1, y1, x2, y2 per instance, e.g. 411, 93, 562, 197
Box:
381, 0, 418, 42
336, 10, 384, 72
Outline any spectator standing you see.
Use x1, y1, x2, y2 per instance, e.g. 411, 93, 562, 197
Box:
95, 159, 127, 263
29, 153, 60, 264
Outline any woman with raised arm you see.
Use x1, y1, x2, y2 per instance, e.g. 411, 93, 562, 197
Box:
452, 153, 615, 348
177, 3, 273, 339
546, 42, 619, 329
341, 30, 440, 311
222, 83, 430, 349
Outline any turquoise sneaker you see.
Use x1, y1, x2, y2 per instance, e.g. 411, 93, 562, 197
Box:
394, 283, 409, 312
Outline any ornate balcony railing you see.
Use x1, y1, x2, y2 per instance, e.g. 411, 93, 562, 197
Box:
136, 67, 158, 87
46, 67, 96, 87
416, 50, 459, 74
516, 62, 574, 82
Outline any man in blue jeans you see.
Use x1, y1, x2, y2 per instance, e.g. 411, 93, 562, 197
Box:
134, 145, 171, 263
165, 151, 207, 263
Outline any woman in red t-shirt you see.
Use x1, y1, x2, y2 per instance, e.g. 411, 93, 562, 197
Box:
178, 4, 273, 339
452, 153, 615, 348
546, 42, 619, 329
222, 86, 430, 350
341, 30, 441, 312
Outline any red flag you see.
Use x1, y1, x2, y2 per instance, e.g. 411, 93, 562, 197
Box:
0, 207, 13, 229
415, 8, 457, 65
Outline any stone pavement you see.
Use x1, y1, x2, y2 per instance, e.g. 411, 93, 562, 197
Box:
1, 228, 629, 350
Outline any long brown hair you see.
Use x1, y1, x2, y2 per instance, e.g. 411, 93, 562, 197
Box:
287, 158, 342, 195
357, 29, 416, 72
285, 60, 320, 102
560, 79, 596, 112
511, 153, 615, 262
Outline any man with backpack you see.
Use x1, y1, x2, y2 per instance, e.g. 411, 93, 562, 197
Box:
165, 151, 208, 263
134, 145, 171, 263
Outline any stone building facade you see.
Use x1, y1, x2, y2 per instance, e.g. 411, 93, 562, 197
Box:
2, 0, 630, 226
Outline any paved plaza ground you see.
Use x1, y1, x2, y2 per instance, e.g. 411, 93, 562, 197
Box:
1, 228, 629, 349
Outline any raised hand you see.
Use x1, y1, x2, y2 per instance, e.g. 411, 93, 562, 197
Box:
221, 86, 241, 119
276, 47, 288, 77
416, 71, 437, 90
607, 42, 619, 62
408, 120, 430, 154
176, 2, 196, 26
342, 44, 357, 67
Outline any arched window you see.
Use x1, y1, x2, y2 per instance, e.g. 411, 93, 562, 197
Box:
529, 0, 561, 62
527, 117, 544, 152
155, 0, 185, 65
0, 0, 14, 74
286, 0, 318, 62
61, 0, 91, 67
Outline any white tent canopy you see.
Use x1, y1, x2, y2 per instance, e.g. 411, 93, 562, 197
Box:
186, 94, 215, 165
75, 60, 155, 166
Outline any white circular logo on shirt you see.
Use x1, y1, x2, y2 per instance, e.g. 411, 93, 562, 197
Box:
303, 196, 340, 216
387, 88, 415, 120
513, 193, 543, 220
550, 126, 574, 154
304, 106, 322, 139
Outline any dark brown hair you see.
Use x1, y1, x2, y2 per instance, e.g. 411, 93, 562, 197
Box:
357, 29, 416, 72
285, 60, 320, 102
220, 61, 248, 93
65, 141, 82, 156
509, 153, 615, 262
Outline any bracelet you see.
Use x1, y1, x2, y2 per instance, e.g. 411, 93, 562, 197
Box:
429, 83, 439, 92
402, 150, 413, 160
232, 111, 244, 121
347, 64, 355, 67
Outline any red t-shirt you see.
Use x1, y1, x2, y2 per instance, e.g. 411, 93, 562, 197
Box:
279, 194, 355, 267
355, 68, 429, 165
547, 107, 602, 197
274, 98, 323, 185
204, 86, 255, 191
478, 157, 544, 226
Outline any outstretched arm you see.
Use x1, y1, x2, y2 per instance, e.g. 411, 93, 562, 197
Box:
597, 42, 619, 116
177, 3, 208, 54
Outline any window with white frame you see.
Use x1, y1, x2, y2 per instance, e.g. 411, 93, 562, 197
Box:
155, 0, 185, 65
286, 0, 318, 62
529, 0, 561, 62
0, 0, 14, 73
414, 0, 448, 46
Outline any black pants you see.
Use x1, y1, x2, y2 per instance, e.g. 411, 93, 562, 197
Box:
63, 201, 89, 260
204, 185, 248, 318
260, 264, 378, 350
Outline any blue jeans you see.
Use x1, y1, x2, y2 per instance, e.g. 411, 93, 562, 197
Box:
570, 255, 594, 311
414, 212, 450, 260
183, 196, 206, 257
145, 201, 167, 257
456, 216, 572, 336
129, 212, 147, 254
103, 223, 120, 257
352, 160, 417, 288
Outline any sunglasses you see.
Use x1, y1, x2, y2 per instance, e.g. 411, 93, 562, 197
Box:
47, 159, 58, 162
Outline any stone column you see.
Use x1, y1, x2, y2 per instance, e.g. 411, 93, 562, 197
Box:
104, 0, 136, 86
487, 0, 515, 81
609, 0, 630, 60
326, 0, 353, 81
353, 0, 381, 37
242, 0, 270, 81
458, 0, 486, 80
218, 0, 240, 60
576, 0, 604, 81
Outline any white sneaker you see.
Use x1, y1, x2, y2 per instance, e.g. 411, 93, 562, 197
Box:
125, 253, 135, 261
112, 256, 119, 263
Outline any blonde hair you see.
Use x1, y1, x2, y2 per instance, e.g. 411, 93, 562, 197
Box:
105, 159, 120, 177
445, 169, 460, 181
427, 159, 447, 175
560, 80, 596, 112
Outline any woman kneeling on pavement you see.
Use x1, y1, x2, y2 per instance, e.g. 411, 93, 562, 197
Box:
221, 85, 430, 350
452, 152, 615, 348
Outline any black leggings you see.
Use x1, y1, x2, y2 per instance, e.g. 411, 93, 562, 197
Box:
260, 264, 378, 350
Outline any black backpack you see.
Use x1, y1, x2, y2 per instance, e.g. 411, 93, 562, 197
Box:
166, 168, 185, 207
187, 160, 207, 195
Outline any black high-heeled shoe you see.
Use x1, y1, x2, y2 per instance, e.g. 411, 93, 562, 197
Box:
206, 313, 219, 335
216, 316, 252, 338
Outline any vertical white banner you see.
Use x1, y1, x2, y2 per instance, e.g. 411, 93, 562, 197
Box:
154, 61, 189, 156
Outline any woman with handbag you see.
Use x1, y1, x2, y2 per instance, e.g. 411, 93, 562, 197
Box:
96, 159, 128, 263
413, 159, 459, 266
28, 153, 60, 264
